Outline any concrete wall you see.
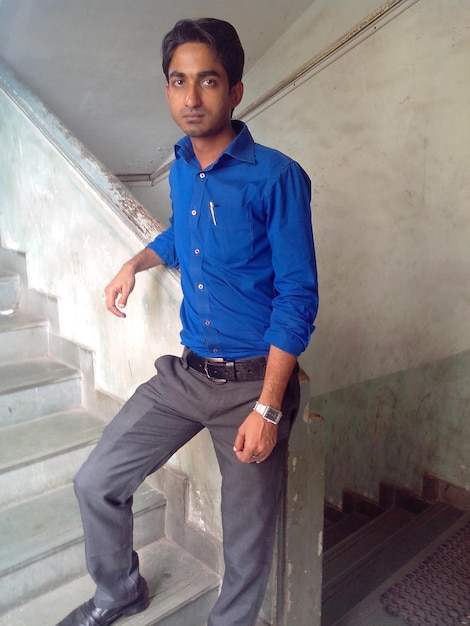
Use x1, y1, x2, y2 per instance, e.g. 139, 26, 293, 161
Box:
246, 0, 470, 400
134, 0, 470, 503
312, 349, 470, 507
252, 0, 470, 503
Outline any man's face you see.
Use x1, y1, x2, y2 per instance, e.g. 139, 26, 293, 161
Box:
165, 42, 243, 139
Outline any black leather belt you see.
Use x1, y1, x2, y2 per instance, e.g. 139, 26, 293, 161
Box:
186, 351, 267, 381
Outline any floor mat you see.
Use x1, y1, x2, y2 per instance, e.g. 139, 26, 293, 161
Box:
380, 519, 470, 626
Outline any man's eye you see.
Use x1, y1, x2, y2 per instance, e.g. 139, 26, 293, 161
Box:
203, 79, 215, 86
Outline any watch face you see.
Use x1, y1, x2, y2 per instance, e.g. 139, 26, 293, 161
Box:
253, 402, 281, 424
265, 407, 281, 423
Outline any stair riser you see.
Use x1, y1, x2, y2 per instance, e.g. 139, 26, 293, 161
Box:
0, 378, 82, 426
0, 324, 49, 365
0, 444, 98, 509
0, 504, 166, 613
0, 274, 20, 311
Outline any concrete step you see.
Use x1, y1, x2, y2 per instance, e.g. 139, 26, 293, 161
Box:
324, 511, 374, 552
0, 271, 20, 311
0, 408, 104, 509
0, 247, 220, 625
321, 503, 466, 625
0, 482, 167, 614
0, 357, 82, 426
0, 310, 49, 364
0, 538, 220, 626
323, 506, 415, 591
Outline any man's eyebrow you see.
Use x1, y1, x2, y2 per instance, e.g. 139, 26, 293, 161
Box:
198, 70, 222, 78
168, 69, 222, 79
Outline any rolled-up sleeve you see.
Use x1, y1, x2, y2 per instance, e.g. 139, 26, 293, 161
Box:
146, 222, 179, 269
263, 161, 319, 356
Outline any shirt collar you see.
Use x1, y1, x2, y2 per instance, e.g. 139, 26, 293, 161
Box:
174, 120, 256, 168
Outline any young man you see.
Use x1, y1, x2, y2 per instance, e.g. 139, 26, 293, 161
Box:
58, 17, 318, 626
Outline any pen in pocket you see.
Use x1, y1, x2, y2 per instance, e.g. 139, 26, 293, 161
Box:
209, 201, 217, 226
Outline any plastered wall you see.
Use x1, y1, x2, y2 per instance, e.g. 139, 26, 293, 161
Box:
246, 0, 470, 398
248, 0, 470, 501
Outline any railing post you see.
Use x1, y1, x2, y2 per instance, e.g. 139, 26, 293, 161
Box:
260, 371, 325, 625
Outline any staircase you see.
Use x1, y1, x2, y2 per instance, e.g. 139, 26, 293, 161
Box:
322, 482, 470, 625
0, 246, 219, 626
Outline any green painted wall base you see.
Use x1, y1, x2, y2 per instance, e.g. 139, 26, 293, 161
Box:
311, 350, 470, 507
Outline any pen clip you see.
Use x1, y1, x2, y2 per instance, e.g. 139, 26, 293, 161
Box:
209, 201, 217, 226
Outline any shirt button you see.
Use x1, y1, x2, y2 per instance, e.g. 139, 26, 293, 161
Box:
199, 172, 206, 179
204, 320, 211, 326
194, 248, 200, 255
191, 209, 197, 216
212, 348, 219, 354
198, 283, 204, 290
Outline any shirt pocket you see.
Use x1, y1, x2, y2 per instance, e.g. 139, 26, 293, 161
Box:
204, 203, 254, 265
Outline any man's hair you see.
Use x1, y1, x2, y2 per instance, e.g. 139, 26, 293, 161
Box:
162, 18, 245, 89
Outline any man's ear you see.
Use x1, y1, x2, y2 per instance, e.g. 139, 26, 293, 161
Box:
165, 84, 170, 102
230, 81, 244, 110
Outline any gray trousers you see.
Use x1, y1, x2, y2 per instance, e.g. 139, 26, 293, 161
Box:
74, 352, 300, 626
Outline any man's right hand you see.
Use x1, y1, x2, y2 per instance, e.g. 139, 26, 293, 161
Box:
103, 248, 162, 318
104, 265, 136, 318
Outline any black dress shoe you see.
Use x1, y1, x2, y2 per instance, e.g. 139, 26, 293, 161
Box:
56, 579, 150, 625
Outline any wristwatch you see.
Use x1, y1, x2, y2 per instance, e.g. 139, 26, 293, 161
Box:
253, 401, 283, 425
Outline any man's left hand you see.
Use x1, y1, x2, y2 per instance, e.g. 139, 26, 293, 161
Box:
233, 411, 277, 463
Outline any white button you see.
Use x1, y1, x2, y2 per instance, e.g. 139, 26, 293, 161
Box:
194, 249, 200, 255
204, 320, 211, 326
212, 348, 219, 353
191, 209, 197, 216
198, 283, 204, 290
199, 172, 206, 179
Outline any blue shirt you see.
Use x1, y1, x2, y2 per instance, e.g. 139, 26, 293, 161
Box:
148, 121, 318, 359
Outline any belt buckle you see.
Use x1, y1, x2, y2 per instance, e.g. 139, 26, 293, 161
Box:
203, 359, 234, 381
203, 360, 216, 380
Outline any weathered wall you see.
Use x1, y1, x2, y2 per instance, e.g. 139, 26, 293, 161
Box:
312, 349, 470, 507
245, 0, 470, 398
242, 0, 470, 502
246, 0, 470, 504
0, 80, 182, 396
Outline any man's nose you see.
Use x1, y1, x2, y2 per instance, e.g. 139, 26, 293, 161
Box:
185, 84, 202, 107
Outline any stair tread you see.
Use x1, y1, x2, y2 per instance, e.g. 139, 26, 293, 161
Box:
0, 539, 220, 626
0, 309, 47, 331
323, 507, 415, 580
0, 482, 166, 576
324, 511, 374, 551
0, 409, 104, 473
322, 502, 466, 624
0, 357, 79, 395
